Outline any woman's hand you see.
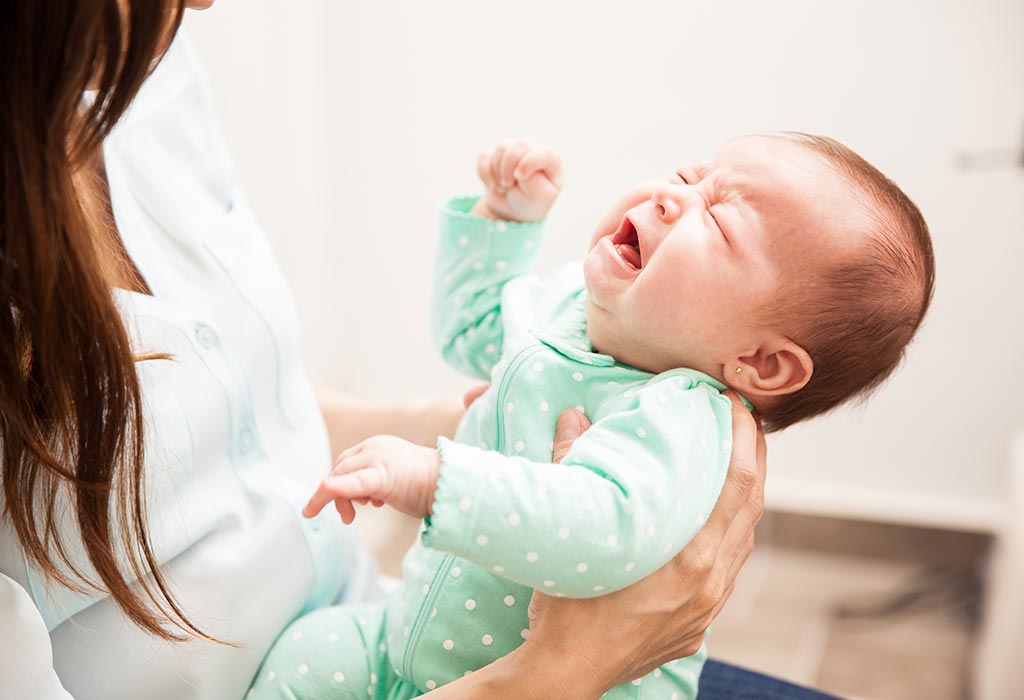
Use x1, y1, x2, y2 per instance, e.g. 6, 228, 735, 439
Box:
420, 391, 766, 700
416, 406, 613, 700
519, 390, 767, 694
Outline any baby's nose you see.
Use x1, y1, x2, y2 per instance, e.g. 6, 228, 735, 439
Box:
651, 181, 684, 224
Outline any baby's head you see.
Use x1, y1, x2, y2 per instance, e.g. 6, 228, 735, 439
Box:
582, 133, 935, 432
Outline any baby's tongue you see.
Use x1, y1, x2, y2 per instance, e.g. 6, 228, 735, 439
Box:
616, 243, 641, 270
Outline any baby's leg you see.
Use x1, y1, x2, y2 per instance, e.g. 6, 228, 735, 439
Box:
247, 602, 410, 700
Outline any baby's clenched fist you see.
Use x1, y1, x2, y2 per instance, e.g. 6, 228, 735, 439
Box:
473, 137, 562, 223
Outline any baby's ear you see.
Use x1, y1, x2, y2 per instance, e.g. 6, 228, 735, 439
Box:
729, 338, 813, 398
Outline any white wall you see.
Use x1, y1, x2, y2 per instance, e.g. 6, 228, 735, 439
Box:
186, 0, 1024, 532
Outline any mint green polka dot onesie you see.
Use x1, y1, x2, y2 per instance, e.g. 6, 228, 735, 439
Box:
248, 196, 752, 700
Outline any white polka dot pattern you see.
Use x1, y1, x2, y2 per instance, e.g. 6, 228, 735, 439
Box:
428, 213, 733, 696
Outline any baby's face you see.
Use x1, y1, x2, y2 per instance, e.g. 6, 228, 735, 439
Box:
583, 135, 865, 378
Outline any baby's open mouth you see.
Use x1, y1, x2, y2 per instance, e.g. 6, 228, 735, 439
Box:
612, 217, 642, 271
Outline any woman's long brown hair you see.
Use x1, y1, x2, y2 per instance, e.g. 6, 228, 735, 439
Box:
0, 1, 218, 642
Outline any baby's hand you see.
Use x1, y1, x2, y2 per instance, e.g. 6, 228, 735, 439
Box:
473, 137, 562, 222
302, 435, 441, 524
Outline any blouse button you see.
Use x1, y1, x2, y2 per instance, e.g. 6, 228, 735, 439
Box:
195, 324, 219, 349
238, 427, 256, 455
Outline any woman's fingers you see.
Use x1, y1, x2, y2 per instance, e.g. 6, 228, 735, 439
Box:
698, 391, 762, 544
698, 395, 766, 619
755, 412, 767, 470
462, 383, 490, 409
722, 531, 756, 591
663, 390, 761, 610
716, 402, 767, 577
511, 394, 768, 693
703, 580, 737, 637
551, 409, 591, 464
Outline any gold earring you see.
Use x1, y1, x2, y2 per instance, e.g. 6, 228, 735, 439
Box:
735, 367, 743, 374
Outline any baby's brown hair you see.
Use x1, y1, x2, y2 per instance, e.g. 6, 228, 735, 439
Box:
758, 133, 935, 433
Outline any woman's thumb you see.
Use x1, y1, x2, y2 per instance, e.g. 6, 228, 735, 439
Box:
552, 409, 591, 464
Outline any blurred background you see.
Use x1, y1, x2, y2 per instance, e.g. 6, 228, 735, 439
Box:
185, 1, 1023, 698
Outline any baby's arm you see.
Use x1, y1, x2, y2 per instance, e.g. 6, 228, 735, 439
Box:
424, 374, 734, 597
432, 139, 561, 378
304, 373, 736, 598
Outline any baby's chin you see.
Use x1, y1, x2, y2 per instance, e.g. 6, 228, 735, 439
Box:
584, 299, 648, 370
583, 297, 616, 356
585, 296, 707, 375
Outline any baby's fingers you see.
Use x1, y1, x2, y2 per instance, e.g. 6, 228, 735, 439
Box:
476, 149, 497, 190
490, 143, 507, 192
498, 139, 533, 189
332, 442, 365, 469
334, 497, 357, 524
303, 468, 386, 519
514, 145, 563, 188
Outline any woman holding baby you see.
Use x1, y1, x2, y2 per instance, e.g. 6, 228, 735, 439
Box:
0, 2, 834, 699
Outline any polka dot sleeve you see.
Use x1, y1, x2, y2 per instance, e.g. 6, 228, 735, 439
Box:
432, 196, 545, 379
423, 374, 736, 598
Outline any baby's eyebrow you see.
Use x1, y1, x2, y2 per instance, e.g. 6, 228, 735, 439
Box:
672, 163, 708, 186
710, 165, 748, 202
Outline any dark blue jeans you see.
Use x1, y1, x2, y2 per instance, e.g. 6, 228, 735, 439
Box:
699, 660, 841, 699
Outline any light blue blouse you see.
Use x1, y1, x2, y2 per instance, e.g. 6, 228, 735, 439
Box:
0, 33, 372, 700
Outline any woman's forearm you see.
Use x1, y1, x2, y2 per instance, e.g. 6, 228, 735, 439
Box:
418, 644, 605, 700
314, 384, 464, 457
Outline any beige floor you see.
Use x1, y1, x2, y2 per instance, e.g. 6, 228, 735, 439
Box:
355, 508, 986, 700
